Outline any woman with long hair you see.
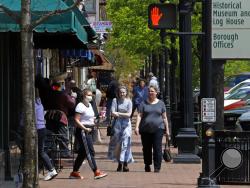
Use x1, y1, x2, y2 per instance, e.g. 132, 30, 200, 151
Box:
108, 85, 134, 172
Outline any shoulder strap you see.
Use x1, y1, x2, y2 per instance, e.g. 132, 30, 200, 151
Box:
116, 98, 119, 112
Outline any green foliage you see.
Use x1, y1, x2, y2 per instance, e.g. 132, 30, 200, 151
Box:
105, 0, 249, 88
224, 61, 250, 77
106, 0, 161, 55
104, 46, 143, 79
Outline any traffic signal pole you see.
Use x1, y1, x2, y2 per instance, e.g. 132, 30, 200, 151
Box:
159, 0, 171, 133
197, 0, 219, 187
159, 29, 166, 101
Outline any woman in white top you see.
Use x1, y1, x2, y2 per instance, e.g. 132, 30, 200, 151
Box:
69, 89, 107, 180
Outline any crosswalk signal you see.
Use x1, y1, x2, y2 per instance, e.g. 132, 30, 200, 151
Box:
148, 3, 177, 29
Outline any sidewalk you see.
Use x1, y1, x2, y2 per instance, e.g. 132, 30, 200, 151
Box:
2, 127, 249, 188
39, 128, 200, 188
38, 127, 248, 188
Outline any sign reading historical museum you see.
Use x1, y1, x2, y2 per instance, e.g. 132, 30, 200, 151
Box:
212, 0, 250, 59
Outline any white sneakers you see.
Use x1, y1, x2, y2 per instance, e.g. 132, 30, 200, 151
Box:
44, 169, 58, 181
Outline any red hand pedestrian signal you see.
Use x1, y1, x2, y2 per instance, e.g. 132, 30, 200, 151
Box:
151, 6, 162, 26
148, 3, 177, 29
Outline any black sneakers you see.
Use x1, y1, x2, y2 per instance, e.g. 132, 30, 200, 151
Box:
145, 165, 151, 172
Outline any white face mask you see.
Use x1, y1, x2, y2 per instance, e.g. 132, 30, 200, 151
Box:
85, 96, 92, 102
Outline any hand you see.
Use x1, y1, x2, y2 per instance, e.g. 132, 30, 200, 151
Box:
165, 131, 170, 140
151, 6, 162, 26
134, 127, 139, 136
113, 112, 119, 118
85, 128, 92, 133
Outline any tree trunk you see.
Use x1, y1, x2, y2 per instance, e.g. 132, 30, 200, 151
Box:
212, 60, 226, 130
21, 0, 38, 187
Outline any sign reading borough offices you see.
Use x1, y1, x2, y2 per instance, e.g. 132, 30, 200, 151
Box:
212, 0, 250, 59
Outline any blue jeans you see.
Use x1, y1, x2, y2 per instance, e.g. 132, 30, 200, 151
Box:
140, 129, 164, 170
38, 128, 53, 171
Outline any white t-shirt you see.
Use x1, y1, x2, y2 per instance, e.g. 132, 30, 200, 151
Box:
75, 102, 95, 125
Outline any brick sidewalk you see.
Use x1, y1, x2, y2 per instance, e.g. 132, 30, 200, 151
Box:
2, 127, 249, 188
38, 127, 248, 188
40, 128, 200, 188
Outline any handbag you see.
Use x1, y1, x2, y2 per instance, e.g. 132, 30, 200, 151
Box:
106, 118, 116, 136
106, 99, 118, 136
163, 137, 172, 162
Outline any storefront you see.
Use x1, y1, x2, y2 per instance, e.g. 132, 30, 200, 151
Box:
0, 0, 96, 180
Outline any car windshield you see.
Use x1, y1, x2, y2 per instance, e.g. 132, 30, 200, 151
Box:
226, 89, 250, 100
224, 76, 236, 88
228, 82, 250, 94
224, 74, 250, 89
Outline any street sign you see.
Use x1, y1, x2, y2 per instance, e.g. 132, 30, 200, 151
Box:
201, 98, 216, 122
212, 0, 250, 59
91, 21, 112, 33
148, 3, 177, 29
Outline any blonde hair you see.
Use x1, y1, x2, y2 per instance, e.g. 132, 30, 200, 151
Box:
117, 85, 129, 98
82, 88, 92, 98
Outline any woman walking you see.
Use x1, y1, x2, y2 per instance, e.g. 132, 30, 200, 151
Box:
134, 85, 170, 173
69, 89, 107, 179
35, 89, 58, 181
108, 86, 134, 172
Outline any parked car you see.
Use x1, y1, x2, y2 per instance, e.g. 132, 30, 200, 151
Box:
224, 72, 250, 92
238, 111, 250, 131
224, 79, 250, 98
224, 104, 250, 131
224, 86, 250, 110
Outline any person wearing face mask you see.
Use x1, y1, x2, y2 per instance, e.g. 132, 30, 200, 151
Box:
107, 85, 134, 172
70, 89, 107, 180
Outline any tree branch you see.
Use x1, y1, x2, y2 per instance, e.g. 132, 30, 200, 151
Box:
0, 4, 21, 24
30, 0, 82, 30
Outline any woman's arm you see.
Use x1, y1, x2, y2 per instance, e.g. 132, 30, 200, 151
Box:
134, 113, 142, 135
111, 98, 118, 117
162, 112, 170, 137
117, 99, 132, 118
74, 113, 91, 132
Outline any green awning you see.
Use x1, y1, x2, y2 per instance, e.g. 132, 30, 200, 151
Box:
0, 0, 96, 48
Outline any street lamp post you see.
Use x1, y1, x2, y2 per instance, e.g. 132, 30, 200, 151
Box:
173, 0, 200, 164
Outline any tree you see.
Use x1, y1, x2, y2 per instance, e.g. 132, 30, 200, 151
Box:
0, 1, 81, 187
106, 0, 249, 88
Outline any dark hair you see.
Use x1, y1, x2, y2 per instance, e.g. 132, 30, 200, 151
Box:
139, 78, 146, 83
